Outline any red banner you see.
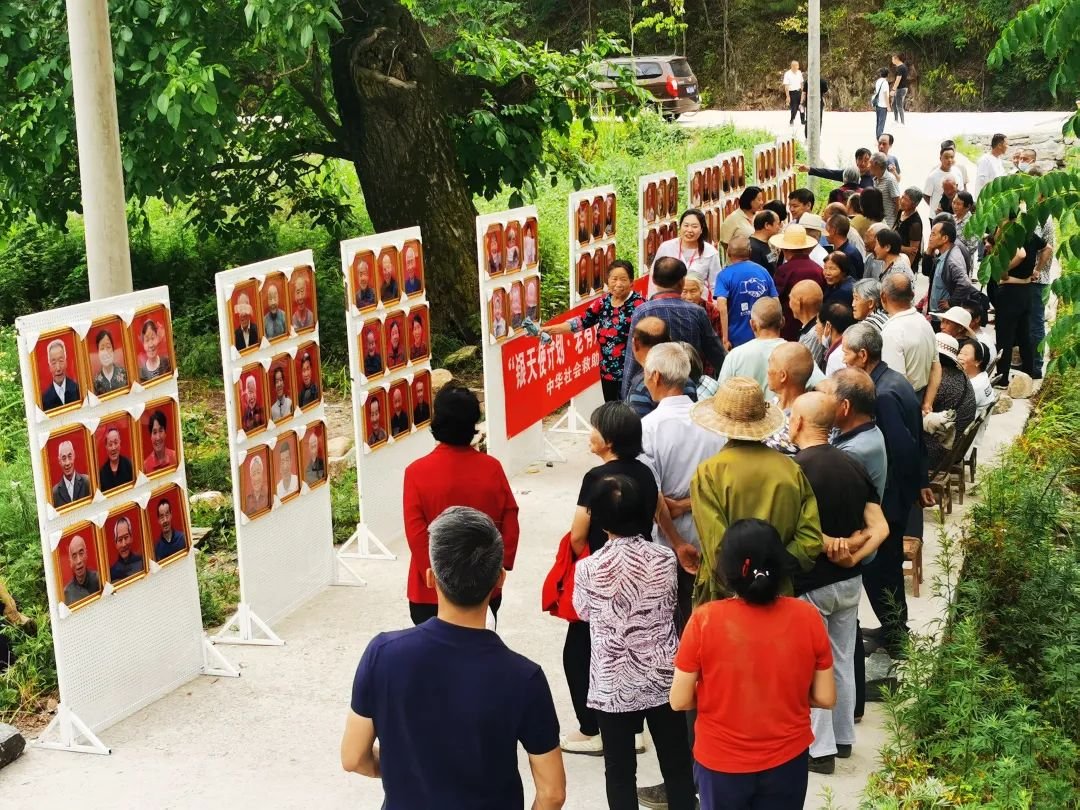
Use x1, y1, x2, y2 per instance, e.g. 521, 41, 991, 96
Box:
500, 298, 601, 438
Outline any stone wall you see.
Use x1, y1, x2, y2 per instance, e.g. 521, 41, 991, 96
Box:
962, 130, 1072, 173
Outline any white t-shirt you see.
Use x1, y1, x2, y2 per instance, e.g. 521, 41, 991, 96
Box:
881, 307, 937, 391
923, 166, 966, 203
969, 372, 994, 409
972, 153, 1008, 199
783, 69, 803, 92
873, 77, 890, 108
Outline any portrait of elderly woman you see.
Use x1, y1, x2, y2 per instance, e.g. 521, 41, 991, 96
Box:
289, 265, 318, 333
132, 304, 174, 384
261, 272, 289, 342
87, 316, 131, 398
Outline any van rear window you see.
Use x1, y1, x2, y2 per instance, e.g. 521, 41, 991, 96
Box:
669, 59, 693, 78
635, 62, 663, 79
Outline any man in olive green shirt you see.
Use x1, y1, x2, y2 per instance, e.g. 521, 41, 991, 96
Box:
690, 377, 823, 605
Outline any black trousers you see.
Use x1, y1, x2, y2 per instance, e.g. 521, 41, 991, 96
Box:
788, 90, 802, 124
601, 377, 622, 403
563, 620, 599, 736
854, 620, 865, 719
860, 518, 909, 648
409, 595, 501, 627
995, 283, 1034, 378
596, 704, 697, 810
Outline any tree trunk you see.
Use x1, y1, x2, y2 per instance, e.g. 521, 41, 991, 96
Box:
330, 0, 480, 340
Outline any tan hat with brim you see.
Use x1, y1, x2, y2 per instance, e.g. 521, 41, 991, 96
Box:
691, 376, 786, 441
940, 306, 976, 338
768, 224, 819, 251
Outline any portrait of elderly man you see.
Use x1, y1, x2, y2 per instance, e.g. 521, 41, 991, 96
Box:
41, 337, 81, 412
304, 431, 327, 486
367, 396, 389, 447
291, 270, 316, 331
244, 453, 271, 516
153, 497, 187, 562
412, 377, 431, 425
403, 243, 424, 295
233, 292, 260, 351
354, 254, 377, 310
97, 423, 134, 493
51, 438, 92, 508
269, 365, 294, 422
108, 516, 145, 584
362, 326, 384, 378
240, 374, 266, 433
379, 251, 401, 301
275, 439, 299, 500
62, 534, 101, 605
297, 350, 320, 407
390, 386, 411, 437
262, 280, 288, 340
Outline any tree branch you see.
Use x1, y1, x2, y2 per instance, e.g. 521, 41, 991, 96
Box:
292, 80, 346, 141
447, 72, 537, 114
353, 65, 417, 91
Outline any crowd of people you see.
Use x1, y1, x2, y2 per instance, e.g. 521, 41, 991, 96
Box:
339, 127, 1053, 809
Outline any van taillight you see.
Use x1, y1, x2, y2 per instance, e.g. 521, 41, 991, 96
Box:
666, 75, 679, 98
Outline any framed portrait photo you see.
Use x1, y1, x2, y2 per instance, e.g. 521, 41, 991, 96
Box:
148, 483, 189, 565
524, 276, 540, 322
239, 445, 272, 520
260, 271, 291, 344
576, 253, 593, 299
94, 412, 137, 497
484, 224, 506, 277
272, 430, 301, 504
267, 354, 296, 424
384, 312, 408, 372
691, 172, 704, 208
604, 195, 616, 237
350, 249, 379, 313
43, 423, 96, 513
53, 522, 103, 611
140, 397, 180, 477
376, 247, 401, 306
407, 305, 430, 364
523, 217, 539, 268
411, 371, 433, 428
300, 421, 328, 489
575, 200, 591, 247
489, 288, 510, 341
505, 221, 522, 273
667, 177, 679, 217
32, 327, 86, 416
131, 305, 174, 387
86, 316, 132, 400
288, 264, 318, 334
236, 363, 268, 436
364, 387, 389, 450
508, 281, 525, 331
295, 342, 322, 411
402, 240, 425, 298
360, 319, 385, 381
645, 228, 660, 269
591, 248, 606, 293
230, 278, 262, 355
102, 502, 148, 589
387, 380, 412, 439
591, 197, 604, 241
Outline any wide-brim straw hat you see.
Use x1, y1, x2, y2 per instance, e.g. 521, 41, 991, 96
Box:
936, 331, 960, 366
691, 376, 786, 441
769, 224, 819, 251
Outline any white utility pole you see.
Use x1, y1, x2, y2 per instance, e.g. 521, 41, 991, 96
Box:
66, 0, 133, 300
807, 0, 821, 176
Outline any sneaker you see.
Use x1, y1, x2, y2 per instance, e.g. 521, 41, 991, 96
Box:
808, 754, 836, 774
635, 732, 647, 754
637, 784, 668, 808
559, 732, 603, 756
836, 744, 853, 758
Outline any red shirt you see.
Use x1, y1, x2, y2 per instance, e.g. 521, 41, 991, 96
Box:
674, 597, 832, 773
402, 444, 520, 604
774, 257, 826, 341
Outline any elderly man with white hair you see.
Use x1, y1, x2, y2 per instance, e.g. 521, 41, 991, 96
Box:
241, 374, 266, 432
869, 152, 902, 225
41, 338, 82, 411
245, 454, 269, 514
640, 342, 727, 629
233, 293, 260, 350
63, 534, 100, 604
51, 439, 92, 507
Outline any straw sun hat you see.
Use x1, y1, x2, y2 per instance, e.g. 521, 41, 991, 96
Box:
768, 223, 819, 251
691, 376, 785, 441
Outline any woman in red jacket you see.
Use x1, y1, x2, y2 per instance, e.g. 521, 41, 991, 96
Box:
402, 385, 519, 626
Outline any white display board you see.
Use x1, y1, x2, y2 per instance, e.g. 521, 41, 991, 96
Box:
339, 227, 435, 580
754, 138, 797, 205
15, 287, 235, 755
476, 205, 545, 475
214, 251, 336, 644
568, 185, 618, 309
639, 170, 680, 277
688, 150, 747, 250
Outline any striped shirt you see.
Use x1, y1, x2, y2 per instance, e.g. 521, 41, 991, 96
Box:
572, 535, 680, 713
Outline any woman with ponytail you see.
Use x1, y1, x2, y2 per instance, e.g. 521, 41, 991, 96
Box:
670, 519, 836, 808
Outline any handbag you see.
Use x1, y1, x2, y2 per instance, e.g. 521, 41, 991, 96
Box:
541, 532, 590, 622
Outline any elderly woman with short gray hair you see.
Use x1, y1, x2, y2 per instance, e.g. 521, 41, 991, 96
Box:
852, 279, 889, 332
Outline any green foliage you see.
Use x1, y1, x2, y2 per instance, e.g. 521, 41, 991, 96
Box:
866, 368, 1080, 806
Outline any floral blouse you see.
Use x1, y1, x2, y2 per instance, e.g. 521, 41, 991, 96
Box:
571, 291, 645, 383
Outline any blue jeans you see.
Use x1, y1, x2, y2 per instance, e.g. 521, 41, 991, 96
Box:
1030, 283, 1047, 376
892, 87, 907, 123
875, 106, 887, 139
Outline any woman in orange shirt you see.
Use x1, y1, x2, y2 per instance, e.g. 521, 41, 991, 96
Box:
671, 519, 836, 808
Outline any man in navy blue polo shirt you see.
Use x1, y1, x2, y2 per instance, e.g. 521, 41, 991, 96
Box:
341, 507, 566, 810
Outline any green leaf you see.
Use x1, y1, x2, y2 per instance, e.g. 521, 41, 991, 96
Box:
197, 93, 218, 115
300, 24, 313, 49
166, 104, 180, 130
244, 3, 255, 26
134, 0, 150, 19
156, 93, 170, 115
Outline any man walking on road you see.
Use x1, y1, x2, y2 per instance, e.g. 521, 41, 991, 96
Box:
783, 61, 804, 126
890, 55, 909, 125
